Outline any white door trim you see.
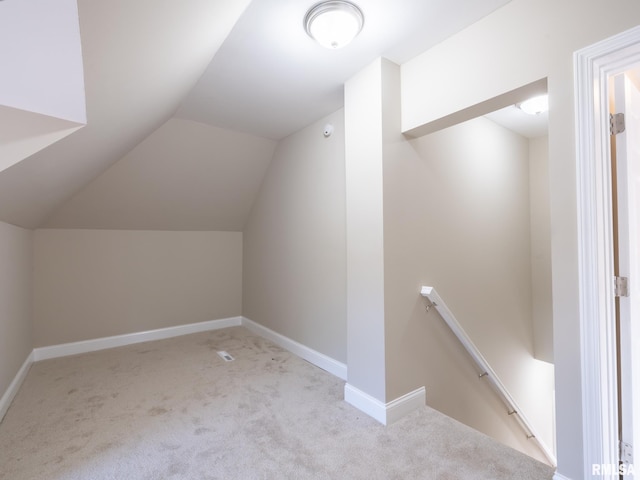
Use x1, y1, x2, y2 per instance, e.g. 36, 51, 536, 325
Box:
575, 25, 640, 476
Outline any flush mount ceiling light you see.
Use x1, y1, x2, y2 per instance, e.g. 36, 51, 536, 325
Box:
304, 1, 364, 49
517, 94, 549, 115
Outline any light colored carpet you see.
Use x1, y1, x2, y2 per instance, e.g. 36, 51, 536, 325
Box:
0, 326, 554, 479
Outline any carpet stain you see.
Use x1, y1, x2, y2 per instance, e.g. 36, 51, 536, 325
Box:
160, 442, 181, 451
168, 460, 189, 476
94, 441, 119, 454
195, 447, 217, 460
148, 406, 168, 416
64, 444, 82, 453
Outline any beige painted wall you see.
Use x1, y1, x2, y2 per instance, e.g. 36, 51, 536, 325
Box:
382, 112, 553, 462
0, 221, 32, 399
33, 229, 242, 347
243, 110, 347, 363
529, 136, 553, 363
400, 0, 640, 476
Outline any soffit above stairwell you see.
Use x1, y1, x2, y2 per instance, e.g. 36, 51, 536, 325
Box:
42, 118, 277, 231
0, 0, 251, 229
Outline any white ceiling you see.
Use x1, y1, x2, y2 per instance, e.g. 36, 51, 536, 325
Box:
0, 0, 520, 230
485, 104, 548, 139
176, 0, 512, 140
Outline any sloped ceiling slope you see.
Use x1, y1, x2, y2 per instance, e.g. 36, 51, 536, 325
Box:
0, 0, 251, 229
0, 0, 514, 231
0, 0, 85, 174
43, 118, 277, 231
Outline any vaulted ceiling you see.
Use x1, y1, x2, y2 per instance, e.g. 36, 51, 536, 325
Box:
0, 0, 512, 230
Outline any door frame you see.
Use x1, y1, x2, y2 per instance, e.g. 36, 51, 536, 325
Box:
575, 25, 640, 475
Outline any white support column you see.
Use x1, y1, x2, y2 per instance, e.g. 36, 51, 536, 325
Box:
344, 58, 387, 406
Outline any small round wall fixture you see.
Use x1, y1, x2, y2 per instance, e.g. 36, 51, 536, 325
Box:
304, 1, 364, 49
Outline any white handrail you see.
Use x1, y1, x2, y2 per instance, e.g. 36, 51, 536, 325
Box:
420, 285, 557, 467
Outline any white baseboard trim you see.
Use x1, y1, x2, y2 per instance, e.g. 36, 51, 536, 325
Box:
553, 473, 571, 480
386, 386, 428, 424
344, 383, 426, 425
32, 316, 243, 362
241, 316, 347, 381
0, 351, 34, 422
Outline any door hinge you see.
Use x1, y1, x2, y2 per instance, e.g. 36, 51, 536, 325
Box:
615, 276, 629, 297
620, 441, 634, 465
611, 112, 626, 135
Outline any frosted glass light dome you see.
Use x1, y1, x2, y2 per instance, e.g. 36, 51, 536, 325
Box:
304, 1, 364, 49
518, 94, 549, 115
